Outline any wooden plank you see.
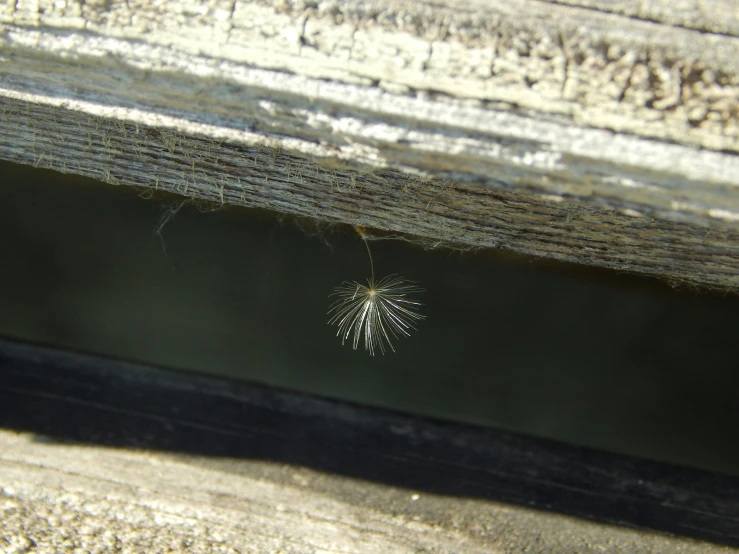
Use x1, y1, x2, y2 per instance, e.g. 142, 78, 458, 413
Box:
1, 0, 738, 290
536, 0, 739, 35
0, 339, 738, 552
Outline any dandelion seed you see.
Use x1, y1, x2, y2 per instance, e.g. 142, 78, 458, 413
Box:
328, 227, 425, 355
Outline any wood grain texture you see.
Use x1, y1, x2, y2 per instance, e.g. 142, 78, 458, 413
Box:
537, 0, 739, 35
1, 339, 739, 552
2, 433, 489, 554
1, 430, 731, 554
1, 0, 738, 289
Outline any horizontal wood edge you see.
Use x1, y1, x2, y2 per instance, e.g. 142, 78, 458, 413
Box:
0, 338, 738, 551
1, 96, 737, 291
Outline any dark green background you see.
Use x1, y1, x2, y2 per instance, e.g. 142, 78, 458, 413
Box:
2, 160, 738, 474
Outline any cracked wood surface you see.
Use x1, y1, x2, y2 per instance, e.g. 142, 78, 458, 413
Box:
0, 0, 738, 289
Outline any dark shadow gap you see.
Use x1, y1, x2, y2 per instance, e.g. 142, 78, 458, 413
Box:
2, 160, 739, 475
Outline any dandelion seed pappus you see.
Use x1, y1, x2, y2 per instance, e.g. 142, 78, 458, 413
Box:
328, 226, 425, 355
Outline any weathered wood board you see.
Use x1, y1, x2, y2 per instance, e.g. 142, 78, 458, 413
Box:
1, 429, 736, 554
1, 339, 739, 552
1, 0, 738, 289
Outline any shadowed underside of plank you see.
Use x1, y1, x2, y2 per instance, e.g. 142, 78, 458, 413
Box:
1, 0, 738, 289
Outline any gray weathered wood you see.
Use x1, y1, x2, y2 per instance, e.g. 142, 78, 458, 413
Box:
538, 0, 739, 35
3, 338, 739, 553
0, 429, 731, 554
1, 0, 738, 289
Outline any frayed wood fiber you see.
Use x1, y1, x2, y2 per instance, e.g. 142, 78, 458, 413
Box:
1, 0, 738, 290
1, 98, 736, 291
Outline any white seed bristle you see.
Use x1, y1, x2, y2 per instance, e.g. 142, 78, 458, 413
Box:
328, 274, 425, 355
